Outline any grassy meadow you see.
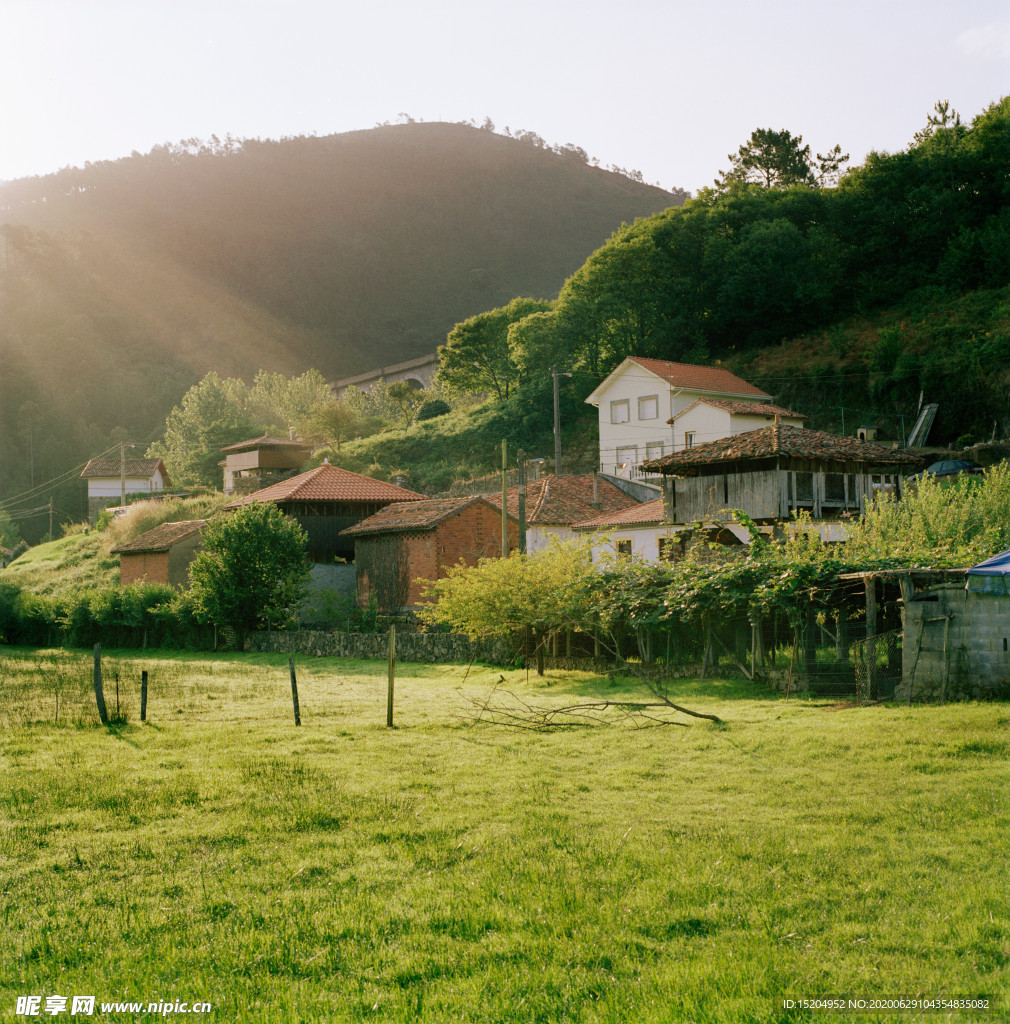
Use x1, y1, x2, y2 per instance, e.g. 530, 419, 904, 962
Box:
1, 648, 1008, 1022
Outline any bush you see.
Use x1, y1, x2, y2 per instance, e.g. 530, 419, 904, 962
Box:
416, 398, 452, 421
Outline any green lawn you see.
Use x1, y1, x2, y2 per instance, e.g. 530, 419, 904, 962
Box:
1, 649, 1007, 1022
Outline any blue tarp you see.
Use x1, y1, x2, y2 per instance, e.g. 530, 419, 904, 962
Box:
966, 549, 1010, 595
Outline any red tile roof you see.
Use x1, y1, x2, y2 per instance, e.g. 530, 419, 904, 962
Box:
111, 520, 206, 554
224, 464, 425, 507
81, 457, 171, 485
629, 357, 771, 398
643, 424, 924, 475
669, 398, 803, 422
573, 497, 666, 530
220, 434, 312, 453
341, 496, 509, 537
485, 474, 640, 525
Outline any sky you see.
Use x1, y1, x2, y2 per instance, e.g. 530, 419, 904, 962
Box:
2, 0, 1008, 193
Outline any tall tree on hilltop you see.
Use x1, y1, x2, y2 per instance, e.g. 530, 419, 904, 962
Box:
714, 128, 848, 191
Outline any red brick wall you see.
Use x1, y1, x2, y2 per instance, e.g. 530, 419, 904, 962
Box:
119, 552, 171, 586
355, 503, 519, 610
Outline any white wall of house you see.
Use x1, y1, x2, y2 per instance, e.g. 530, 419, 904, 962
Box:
527, 524, 576, 553
582, 524, 673, 562
87, 470, 166, 499
671, 406, 804, 452
585, 361, 773, 479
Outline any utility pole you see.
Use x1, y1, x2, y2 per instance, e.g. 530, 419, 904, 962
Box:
120, 440, 127, 508
552, 365, 561, 476
48, 498, 53, 541
501, 439, 509, 558
517, 449, 527, 555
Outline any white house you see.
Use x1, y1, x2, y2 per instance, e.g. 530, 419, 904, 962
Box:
584, 357, 775, 480
572, 497, 757, 563
670, 398, 804, 452
81, 457, 171, 521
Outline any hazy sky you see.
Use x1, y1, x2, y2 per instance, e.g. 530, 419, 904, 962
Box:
2, 0, 1008, 192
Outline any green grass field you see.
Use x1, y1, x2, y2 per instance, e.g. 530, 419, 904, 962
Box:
1, 649, 1007, 1022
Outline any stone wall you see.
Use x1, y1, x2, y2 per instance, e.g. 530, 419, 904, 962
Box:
250, 628, 516, 665
899, 586, 1010, 701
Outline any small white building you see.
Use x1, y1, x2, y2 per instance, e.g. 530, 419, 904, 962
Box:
81, 457, 171, 522
584, 357, 776, 480
670, 398, 804, 452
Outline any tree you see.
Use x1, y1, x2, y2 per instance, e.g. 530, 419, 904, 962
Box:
714, 128, 848, 191
387, 381, 422, 429
147, 372, 256, 487
418, 538, 592, 674
437, 297, 552, 400
188, 503, 310, 640
0, 509, 21, 550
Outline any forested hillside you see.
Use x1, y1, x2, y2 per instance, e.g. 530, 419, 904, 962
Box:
0, 123, 678, 536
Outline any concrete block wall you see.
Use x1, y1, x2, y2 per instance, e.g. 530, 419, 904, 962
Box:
900, 588, 1010, 701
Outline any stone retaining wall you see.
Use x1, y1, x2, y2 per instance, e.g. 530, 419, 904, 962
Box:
250, 629, 516, 665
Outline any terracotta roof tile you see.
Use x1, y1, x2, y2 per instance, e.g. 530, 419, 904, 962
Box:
573, 497, 666, 530
111, 520, 206, 554
342, 496, 510, 537
643, 424, 924, 475
224, 464, 425, 507
81, 457, 170, 484
485, 474, 641, 525
669, 398, 803, 422
629, 357, 771, 398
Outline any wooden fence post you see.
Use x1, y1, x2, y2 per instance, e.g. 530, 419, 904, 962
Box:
93, 643, 109, 725
289, 658, 301, 726
140, 670, 148, 722
387, 624, 396, 727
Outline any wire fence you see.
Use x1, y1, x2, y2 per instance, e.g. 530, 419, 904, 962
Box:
852, 629, 903, 701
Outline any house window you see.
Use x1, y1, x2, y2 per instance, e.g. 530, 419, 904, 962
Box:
658, 537, 676, 562
645, 442, 664, 461
638, 395, 659, 420
685, 432, 696, 448
610, 399, 630, 424
616, 446, 637, 471
616, 539, 632, 559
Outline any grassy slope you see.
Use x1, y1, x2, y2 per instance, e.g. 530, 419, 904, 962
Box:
1, 533, 118, 595
2, 650, 1006, 1022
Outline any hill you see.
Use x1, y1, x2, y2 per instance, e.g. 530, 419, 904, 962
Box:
0, 123, 679, 531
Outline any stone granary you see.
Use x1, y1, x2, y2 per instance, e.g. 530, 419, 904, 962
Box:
643, 423, 923, 525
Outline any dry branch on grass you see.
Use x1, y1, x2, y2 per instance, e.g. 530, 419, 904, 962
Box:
461, 678, 721, 730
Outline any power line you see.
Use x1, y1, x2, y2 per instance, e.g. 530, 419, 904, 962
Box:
0, 443, 120, 511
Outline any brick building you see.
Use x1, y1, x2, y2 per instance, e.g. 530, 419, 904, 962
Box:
342, 496, 518, 611
112, 520, 206, 587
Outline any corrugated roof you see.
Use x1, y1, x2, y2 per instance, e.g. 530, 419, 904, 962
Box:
111, 520, 206, 554
485, 474, 641, 525
342, 496, 509, 537
628, 357, 771, 398
643, 424, 924, 475
224, 463, 426, 507
669, 398, 804, 422
219, 434, 312, 453
81, 457, 170, 484
573, 497, 666, 530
